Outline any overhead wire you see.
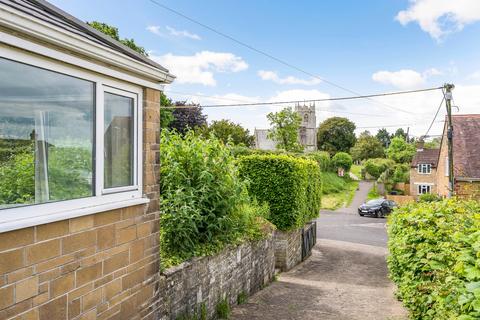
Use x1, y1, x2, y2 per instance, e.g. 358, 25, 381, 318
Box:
422, 88, 445, 139
148, 0, 428, 115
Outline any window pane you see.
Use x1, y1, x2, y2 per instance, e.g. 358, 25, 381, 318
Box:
104, 92, 134, 189
0, 58, 94, 209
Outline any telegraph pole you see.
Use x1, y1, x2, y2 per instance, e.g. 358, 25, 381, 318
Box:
444, 83, 455, 198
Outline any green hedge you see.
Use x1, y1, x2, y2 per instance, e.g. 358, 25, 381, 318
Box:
387, 199, 480, 319
364, 158, 395, 179
306, 151, 332, 172
238, 154, 321, 231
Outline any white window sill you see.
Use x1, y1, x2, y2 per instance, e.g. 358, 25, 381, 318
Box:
0, 197, 150, 233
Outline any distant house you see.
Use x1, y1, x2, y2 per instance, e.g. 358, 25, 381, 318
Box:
436, 114, 480, 199
409, 142, 440, 197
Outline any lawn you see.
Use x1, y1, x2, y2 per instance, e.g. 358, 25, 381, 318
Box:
321, 172, 359, 210
350, 164, 363, 179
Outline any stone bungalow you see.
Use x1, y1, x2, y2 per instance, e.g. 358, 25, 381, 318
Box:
0, 1, 174, 319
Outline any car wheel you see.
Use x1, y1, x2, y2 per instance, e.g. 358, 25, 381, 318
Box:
375, 210, 381, 218
359, 213, 364, 216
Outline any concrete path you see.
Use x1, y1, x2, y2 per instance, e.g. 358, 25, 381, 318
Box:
231, 181, 407, 320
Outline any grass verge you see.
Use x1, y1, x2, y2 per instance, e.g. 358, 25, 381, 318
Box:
321, 178, 359, 210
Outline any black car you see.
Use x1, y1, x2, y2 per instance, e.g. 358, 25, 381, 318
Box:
358, 198, 397, 218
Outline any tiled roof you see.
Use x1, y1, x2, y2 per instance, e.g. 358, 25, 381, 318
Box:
452, 114, 480, 179
411, 148, 440, 167
2, 0, 169, 73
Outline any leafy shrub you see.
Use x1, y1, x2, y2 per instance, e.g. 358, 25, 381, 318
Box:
387, 199, 480, 319
418, 193, 442, 202
160, 131, 272, 268
0, 151, 34, 205
331, 152, 352, 171
392, 163, 410, 183
238, 154, 321, 231
364, 158, 395, 179
307, 151, 332, 172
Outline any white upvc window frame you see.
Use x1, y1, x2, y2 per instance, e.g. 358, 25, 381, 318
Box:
417, 184, 431, 195
417, 163, 432, 174
0, 46, 147, 233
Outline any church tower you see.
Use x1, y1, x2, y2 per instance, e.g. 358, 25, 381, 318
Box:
295, 104, 317, 151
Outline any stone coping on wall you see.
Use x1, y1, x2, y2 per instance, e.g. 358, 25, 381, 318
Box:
154, 233, 275, 319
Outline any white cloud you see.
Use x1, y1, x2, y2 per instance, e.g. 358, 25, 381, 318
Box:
396, 0, 480, 40
468, 71, 480, 79
147, 25, 201, 40
166, 26, 201, 40
146, 25, 163, 36
257, 70, 321, 86
372, 68, 441, 89
151, 51, 248, 86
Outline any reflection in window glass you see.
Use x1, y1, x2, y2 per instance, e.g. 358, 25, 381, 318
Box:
104, 92, 134, 189
0, 58, 94, 209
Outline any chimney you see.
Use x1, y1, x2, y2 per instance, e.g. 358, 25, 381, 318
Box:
416, 139, 424, 151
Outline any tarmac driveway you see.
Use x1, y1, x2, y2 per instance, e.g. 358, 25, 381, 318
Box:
231, 181, 407, 320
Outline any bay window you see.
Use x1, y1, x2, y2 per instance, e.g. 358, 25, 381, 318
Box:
0, 56, 144, 225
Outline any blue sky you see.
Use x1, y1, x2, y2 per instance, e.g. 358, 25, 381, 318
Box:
51, 0, 480, 137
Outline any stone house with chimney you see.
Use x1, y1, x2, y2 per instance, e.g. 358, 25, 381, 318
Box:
0, 1, 174, 319
410, 114, 480, 200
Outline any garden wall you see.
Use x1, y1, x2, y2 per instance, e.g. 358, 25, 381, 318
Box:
153, 233, 275, 320
274, 222, 316, 271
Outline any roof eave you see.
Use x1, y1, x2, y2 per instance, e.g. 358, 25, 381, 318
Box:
0, 2, 175, 88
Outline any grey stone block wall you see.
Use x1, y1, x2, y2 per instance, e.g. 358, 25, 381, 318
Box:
154, 233, 275, 319
274, 227, 303, 271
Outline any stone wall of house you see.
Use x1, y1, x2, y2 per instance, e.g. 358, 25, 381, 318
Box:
0, 87, 161, 320
437, 126, 450, 197
409, 167, 438, 198
455, 181, 480, 200
153, 235, 275, 320
274, 227, 303, 272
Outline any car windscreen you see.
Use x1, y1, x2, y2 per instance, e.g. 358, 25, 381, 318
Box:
366, 199, 384, 206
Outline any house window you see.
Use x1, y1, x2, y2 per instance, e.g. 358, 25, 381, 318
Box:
417, 163, 432, 174
0, 58, 94, 208
418, 185, 431, 194
0, 57, 143, 219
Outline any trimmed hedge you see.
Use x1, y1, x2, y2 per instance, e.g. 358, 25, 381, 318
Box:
387, 199, 480, 319
238, 154, 322, 231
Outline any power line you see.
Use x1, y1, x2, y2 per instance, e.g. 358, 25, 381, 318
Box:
160, 86, 442, 109
148, 0, 425, 115
423, 88, 445, 139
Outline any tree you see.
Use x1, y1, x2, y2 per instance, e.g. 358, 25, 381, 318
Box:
266, 107, 303, 152
385, 137, 416, 163
168, 101, 207, 134
88, 21, 148, 56
332, 152, 353, 171
350, 131, 384, 161
376, 128, 391, 148
203, 119, 254, 146
424, 137, 441, 149
317, 117, 356, 155
160, 92, 174, 129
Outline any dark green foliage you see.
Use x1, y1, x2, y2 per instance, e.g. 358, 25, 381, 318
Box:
350, 131, 384, 161
331, 152, 353, 171
238, 154, 321, 231
160, 131, 272, 268
160, 92, 174, 129
216, 298, 230, 319
168, 103, 207, 134
376, 128, 391, 148
388, 199, 480, 319
391, 163, 410, 183
317, 117, 356, 154
385, 136, 416, 163
201, 119, 254, 147
87, 21, 148, 56
237, 292, 247, 305
306, 151, 332, 172
364, 158, 395, 179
